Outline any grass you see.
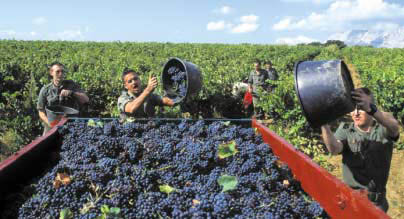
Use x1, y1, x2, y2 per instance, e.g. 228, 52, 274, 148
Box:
0, 129, 25, 162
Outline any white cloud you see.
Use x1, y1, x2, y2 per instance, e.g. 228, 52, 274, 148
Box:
0, 30, 17, 37
213, 5, 233, 15
54, 29, 84, 40
220, 6, 232, 14
0, 30, 40, 40
231, 15, 259, 33
281, 0, 333, 4
273, 0, 404, 31
231, 23, 259, 33
276, 35, 319, 45
33, 17, 47, 25
207, 21, 228, 31
0, 27, 87, 41
273, 18, 292, 30
240, 15, 258, 23
312, 0, 333, 4
207, 14, 259, 33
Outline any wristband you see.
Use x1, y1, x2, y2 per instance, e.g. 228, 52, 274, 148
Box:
366, 103, 378, 116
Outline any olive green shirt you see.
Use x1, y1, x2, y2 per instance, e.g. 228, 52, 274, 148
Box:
37, 80, 84, 134
335, 122, 397, 192
37, 80, 84, 112
117, 90, 163, 120
248, 69, 270, 94
266, 68, 279, 81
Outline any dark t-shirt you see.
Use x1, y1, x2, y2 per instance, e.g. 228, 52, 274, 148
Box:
335, 122, 397, 192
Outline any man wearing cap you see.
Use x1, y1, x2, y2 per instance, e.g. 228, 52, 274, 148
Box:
37, 62, 89, 135
117, 69, 175, 121
321, 87, 400, 212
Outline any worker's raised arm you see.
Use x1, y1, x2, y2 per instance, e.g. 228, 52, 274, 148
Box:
125, 76, 157, 114
321, 124, 343, 155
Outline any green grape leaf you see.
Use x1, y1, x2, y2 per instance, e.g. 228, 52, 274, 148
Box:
59, 208, 73, 219
217, 175, 238, 192
218, 140, 238, 159
110, 207, 121, 215
101, 205, 110, 214
159, 184, 176, 195
96, 121, 104, 128
87, 119, 96, 127
109, 207, 121, 215
222, 121, 231, 126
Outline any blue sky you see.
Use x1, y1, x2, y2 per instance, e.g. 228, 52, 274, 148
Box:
1, 0, 404, 44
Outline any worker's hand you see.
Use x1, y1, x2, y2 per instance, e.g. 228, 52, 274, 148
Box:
351, 89, 372, 112
162, 96, 175, 106
320, 124, 331, 131
145, 75, 158, 93
60, 89, 73, 97
43, 117, 51, 127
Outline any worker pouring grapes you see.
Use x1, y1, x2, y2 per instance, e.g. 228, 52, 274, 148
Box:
320, 88, 400, 212
118, 69, 175, 121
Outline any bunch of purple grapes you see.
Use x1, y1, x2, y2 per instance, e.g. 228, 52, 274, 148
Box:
167, 66, 187, 102
12, 119, 328, 218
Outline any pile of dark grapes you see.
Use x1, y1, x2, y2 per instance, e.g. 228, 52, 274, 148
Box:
14, 120, 328, 218
167, 66, 187, 103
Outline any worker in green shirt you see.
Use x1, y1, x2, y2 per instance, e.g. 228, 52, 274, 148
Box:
264, 60, 279, 84
247, 59, 270, 119
117, 69, 175, 121
37, 62, 89, 135
321, 88, 400, 212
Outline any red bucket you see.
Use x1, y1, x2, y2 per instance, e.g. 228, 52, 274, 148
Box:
45, 105, 79, 127
243, 91, 253, 109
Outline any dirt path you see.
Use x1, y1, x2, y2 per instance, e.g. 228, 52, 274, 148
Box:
344, 57, 362, 88
327, 149, 404, 218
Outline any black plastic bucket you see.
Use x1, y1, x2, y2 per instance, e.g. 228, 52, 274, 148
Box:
162, 58, 202, 104
294, 60, 355, 127
45, 105, 79, 127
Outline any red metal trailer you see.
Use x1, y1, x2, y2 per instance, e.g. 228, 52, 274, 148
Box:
0, 118, 389, 218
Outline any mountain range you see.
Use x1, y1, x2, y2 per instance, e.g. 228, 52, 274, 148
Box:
328, 28, 404, 48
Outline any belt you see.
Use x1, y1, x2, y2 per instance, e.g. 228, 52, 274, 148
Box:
352, 187, 386, 203
367, 191, 385, 203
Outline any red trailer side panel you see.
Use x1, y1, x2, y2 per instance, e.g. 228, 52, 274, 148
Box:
252, 119, 389, 219
0, 118, 68, 191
